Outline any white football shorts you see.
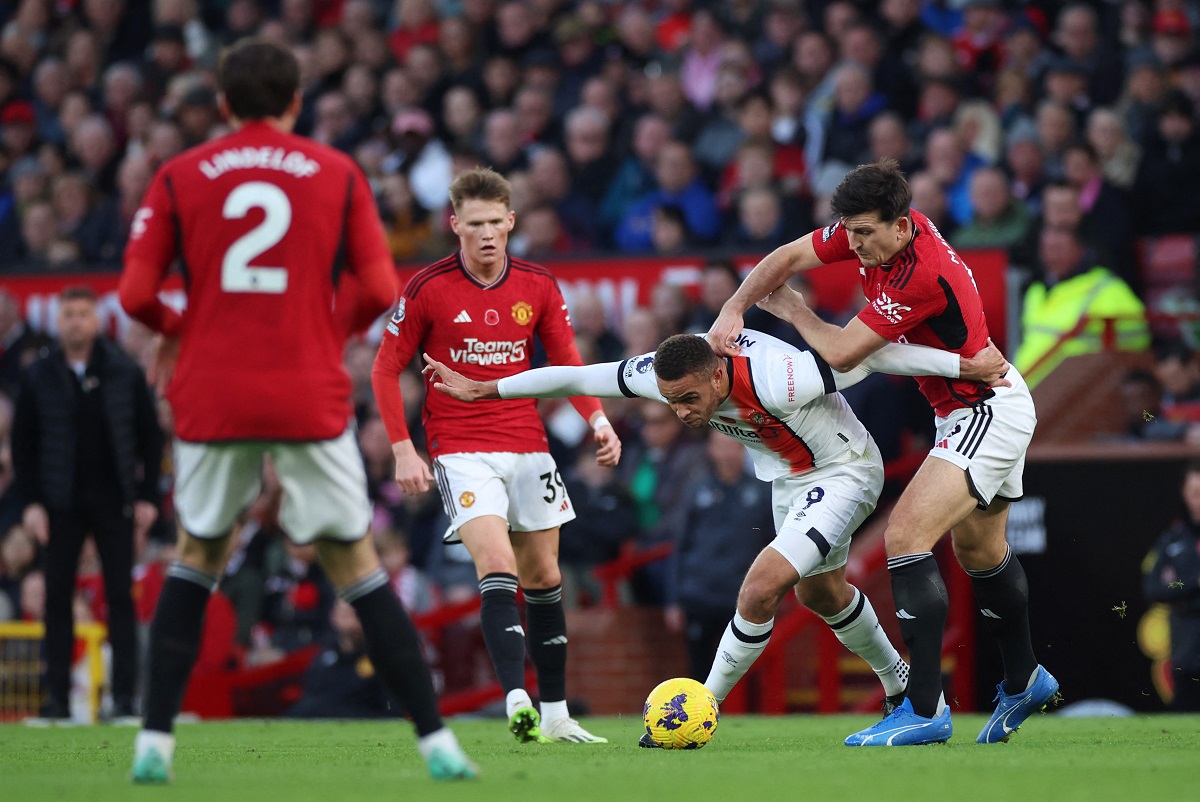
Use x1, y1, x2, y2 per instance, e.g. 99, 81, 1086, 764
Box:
432, 451, 576, 543
927, 366, 1037, 509
174, 426, 371, 543
769, 439, 885, 577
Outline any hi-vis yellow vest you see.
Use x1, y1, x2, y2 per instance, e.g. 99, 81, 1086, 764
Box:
1013, 266, 1150, 387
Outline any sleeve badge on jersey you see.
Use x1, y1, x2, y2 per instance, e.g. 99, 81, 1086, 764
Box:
822, 221, 840, 242
511, 301, 533, 326
391, 297, 407, 323
634, 355, 655, 373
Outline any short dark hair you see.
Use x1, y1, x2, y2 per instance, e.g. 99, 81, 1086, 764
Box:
59, 285, 97, 303
449, 167, 511, 213
653, 334, 718, 381
217, 38, 299, 121
830, 158, 912, 223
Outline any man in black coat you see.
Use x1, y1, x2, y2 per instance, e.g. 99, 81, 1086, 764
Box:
12, 286, 163, 721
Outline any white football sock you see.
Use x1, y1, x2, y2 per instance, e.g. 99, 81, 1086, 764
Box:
417, 727, 460, 760
703, 612, 773, 703
821, 586, 907, 697
505, 688, 533, 719
135, 730, 175, 761
540, 699, 569, 724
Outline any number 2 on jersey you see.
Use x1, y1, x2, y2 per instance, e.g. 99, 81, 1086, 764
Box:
221, 181, 291, 294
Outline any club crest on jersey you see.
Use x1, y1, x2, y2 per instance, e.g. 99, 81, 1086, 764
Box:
391, 298, 406, 323
484, 309, 500, 326
822, 221, 840, 242
459, 491, 476, 508
750, 411, 767, 425
511, 301, 533, 326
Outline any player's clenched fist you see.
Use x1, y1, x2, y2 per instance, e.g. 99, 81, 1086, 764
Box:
391, 439, 434, 495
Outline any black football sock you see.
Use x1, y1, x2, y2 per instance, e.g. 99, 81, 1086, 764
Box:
523, 584, 567, 704
966, 548, 1038, 692
342, 569, 443, 736
888, 553, 948, 719
479, 573, 527, 695
143, 563, 217, 733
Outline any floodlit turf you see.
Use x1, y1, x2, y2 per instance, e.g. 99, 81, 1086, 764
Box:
3, 713, 1197, 802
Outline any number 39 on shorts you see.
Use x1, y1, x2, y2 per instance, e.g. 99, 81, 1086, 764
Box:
540, 470, 565, 503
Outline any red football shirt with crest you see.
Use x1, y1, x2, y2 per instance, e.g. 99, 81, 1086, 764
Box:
121, 121, 395, 442
811, 209, 991, 416
372, 253, 602, 459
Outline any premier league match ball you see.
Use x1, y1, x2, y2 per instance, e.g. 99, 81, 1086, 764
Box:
642, 678, 719, 749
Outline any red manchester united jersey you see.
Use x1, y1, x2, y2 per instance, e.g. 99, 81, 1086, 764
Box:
121, 122, 395, 442
373, 253, 601, 459
811, 209, 990, 416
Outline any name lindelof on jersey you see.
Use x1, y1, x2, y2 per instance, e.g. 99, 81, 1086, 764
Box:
448, 337, 527, 365
198, 147, 321, 180
871, 291, 911, 323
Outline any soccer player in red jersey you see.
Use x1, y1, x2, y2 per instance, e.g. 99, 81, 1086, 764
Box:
709, 159, 1057, 746
119, 39, 476, 782
372, 167, 620, 744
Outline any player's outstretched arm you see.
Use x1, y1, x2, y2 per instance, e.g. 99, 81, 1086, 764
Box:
831, 338, 1012, 391
709, 233, 821, 356
421, 355, 503, 401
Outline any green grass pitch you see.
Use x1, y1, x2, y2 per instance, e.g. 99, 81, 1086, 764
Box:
3, 714, 1197, 801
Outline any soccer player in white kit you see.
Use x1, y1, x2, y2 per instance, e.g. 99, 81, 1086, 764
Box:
423, 324, 1008, 733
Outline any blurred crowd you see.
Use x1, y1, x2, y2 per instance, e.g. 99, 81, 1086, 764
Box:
4, 0, 1200, 711
0, 0, 1198, 269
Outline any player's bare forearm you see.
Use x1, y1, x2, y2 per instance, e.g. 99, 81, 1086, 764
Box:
794, 310, 884, 372
710, 235, 817, 355
421, 354, 501, 401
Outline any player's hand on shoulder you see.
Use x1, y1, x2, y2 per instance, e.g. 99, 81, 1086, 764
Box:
593, 421, 621, 467
962, 337, 1011, 388
754, 284, 808, 323
707, 309, 746, 356
391, 439, 433, 496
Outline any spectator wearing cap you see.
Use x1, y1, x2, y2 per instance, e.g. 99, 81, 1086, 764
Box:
1, 100, 38, 160
382, 107, 452, 214
1133, 90, 1200, 235
1005, 122, 1047, 214
614, 139, 719, 253
552, 15, 604, 114
1151, 9, 1193, 68
1043, 57, 1094, 124
1054, 4, 1127, 106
